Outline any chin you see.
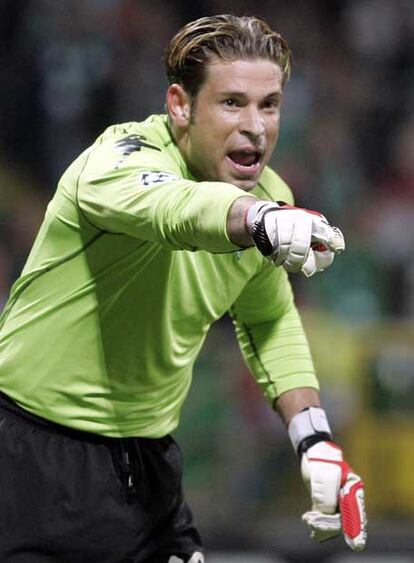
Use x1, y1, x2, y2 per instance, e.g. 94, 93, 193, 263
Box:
214, 167, 260, 191
231, 177, 258, 191
225, 168, 263, 191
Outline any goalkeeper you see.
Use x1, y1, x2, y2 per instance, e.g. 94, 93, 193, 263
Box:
0, 14, 366, 563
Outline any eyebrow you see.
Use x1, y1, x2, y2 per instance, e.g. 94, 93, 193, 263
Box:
218, 90, 282, 99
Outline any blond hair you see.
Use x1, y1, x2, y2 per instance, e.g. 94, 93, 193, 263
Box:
165, 14, 291, 99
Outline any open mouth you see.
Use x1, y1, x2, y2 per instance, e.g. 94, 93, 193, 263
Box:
227, 150, 262, 173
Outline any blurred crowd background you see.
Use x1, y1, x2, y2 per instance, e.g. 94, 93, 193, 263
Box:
1, 0, 414, 561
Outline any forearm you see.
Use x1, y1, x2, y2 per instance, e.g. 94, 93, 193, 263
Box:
226, 196, 258, 247
274, 387, 321, 426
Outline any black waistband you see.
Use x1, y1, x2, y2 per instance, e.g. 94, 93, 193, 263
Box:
0, 391, 167, 447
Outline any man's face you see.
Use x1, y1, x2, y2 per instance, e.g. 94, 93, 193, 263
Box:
179, 58, 283, 191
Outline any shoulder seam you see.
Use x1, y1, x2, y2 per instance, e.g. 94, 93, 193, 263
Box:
0, 232, 105, 332
75, 135, 106, 232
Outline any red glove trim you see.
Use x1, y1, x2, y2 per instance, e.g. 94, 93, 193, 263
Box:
277, 204, 323, 218
340, 481, 364, 539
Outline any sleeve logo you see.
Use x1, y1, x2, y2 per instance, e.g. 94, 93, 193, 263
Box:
139, 171, 179, 187
114, 134, 160, 169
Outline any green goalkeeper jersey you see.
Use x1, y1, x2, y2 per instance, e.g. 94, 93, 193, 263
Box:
0, 114, 318, 437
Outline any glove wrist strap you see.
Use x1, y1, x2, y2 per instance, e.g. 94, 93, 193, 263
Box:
296, 432, 332, 457
288, 407, 332, 457
246, 201, 282, 256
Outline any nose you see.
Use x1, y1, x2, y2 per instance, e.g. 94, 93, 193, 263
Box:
239, 106, 265, 138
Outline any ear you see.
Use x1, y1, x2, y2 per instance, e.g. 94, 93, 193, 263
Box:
166, 84, 191, 129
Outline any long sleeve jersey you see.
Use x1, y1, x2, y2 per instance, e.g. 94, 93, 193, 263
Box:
0, 114, 318, 438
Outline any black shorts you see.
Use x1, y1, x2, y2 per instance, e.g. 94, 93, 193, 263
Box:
0, 393, 204, 563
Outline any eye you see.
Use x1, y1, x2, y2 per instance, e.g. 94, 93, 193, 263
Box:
223, 98, 239, 108
262, 99, 280, 111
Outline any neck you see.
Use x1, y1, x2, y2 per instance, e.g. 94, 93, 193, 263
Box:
167, 116, 189, 162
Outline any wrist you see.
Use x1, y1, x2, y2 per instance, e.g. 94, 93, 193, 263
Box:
288, 406, 333, 457
227, 196, 258, 247
245, 200, 281, 256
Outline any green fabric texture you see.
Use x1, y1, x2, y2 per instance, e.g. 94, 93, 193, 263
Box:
0, 114, 317, 437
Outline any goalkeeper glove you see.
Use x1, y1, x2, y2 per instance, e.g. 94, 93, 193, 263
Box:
288, 407, 367, 551
246, 201, 345, 276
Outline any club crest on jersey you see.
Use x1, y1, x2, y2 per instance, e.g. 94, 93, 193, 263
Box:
234, 250, 243, 261
139, 171, 179, 187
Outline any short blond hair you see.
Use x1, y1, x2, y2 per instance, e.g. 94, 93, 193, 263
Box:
165, 14, 291, 99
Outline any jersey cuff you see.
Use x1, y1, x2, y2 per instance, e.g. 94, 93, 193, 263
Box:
263, 376, 320, 405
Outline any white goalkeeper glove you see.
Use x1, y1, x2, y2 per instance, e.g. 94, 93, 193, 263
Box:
288, 408, 367, 551
246, 201, 345, 277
